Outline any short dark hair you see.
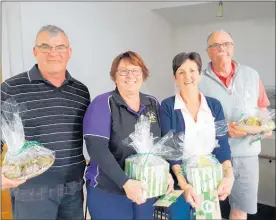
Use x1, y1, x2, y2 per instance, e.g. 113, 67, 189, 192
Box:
110, 51, 149, 81
172, 52, 202, 75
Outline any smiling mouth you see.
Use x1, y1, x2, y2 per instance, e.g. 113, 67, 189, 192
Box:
184, 81, 193, 85
125, 81, 136, 84
48, 60, 61, 63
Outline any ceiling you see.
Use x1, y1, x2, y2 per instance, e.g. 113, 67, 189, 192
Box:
153, 1, 275, 27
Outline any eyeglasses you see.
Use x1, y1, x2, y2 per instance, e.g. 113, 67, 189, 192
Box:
36, 44, 69, 53
117, 68, 142, 76
208, 42, 234, 49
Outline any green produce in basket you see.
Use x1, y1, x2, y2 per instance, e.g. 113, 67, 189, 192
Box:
4, 164, 22, 179
182, 155, 223, 219
4, 142, 55, 180
182, 155, 223, 194
125, 154, 169, 199
2, 99, 56, 180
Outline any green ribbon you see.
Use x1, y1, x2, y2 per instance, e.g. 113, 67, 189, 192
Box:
10, 141, 42, 156
158, 195, 178, 203
182, 154, 219, 176
249, 131, 265, 145
127, 153, 155, 167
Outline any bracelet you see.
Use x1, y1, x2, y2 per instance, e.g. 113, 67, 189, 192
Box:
223, 166, 234, 179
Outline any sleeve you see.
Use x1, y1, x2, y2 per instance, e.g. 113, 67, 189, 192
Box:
85, 86, 91, 107
1, 82, 12, 147
160, 100, 172, 136
211, 100, 232, 163
160, 100, 182, 166
1, 140, 4, 154
1, 81, 12, 102
257, 79, 270, 108
83, 95, 129, 188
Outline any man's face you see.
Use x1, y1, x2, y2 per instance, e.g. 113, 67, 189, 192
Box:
33, 31, 72, 75
207, 32, 234, 64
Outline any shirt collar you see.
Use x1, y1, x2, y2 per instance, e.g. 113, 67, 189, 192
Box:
28, 64, 77, 84
209, 60, 237, 78
174, 92, 210, 113
112, 87, 151, 107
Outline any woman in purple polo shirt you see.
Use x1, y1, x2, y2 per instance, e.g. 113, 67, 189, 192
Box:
83, 51, 173, 220
160, 52, 235, 220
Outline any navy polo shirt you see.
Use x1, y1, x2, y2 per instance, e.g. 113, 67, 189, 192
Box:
1, 64, 90, 187
83, 88, 161, 194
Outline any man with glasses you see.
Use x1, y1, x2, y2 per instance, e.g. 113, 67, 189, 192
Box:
199, 30, 271, 220
1, 25, 90, 220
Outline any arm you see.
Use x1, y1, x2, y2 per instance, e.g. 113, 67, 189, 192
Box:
258, 79, 270, 109
217, 159, 234, 201
84, 95, 147, 205
212, 100, 232, 164
84, 136, 129, 188
83, 96, 129, 188
160, 100, 172, 136
172, 164, 200, 208
160, 100, 181, 166
257, 80, 273, 137
1, 81, 12, 102
211, 100, 234, 200
229, 79, 271, 137
172, 165, 188, 190
1, 82, 12, 152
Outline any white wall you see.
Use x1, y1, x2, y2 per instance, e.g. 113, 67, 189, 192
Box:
2, 2, 25, 79
3, 1, 276, 207
259, 133, 276, 207
3, 2, 175, 101
173, 17, 275, 87
3, 2, 176, 160
173, 17, 276, 207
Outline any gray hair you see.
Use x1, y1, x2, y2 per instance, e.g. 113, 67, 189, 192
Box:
36, 25, 68, 39
207, 29, 233, 45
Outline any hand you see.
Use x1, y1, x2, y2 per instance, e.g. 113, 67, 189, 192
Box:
1, 166, 26, 190
123, 179, 146, 205
183, 184, 201, 208
263, 130, 273, 138
217, 176, 234, 201
228, 122, 248, 138
166, 173, 174, 195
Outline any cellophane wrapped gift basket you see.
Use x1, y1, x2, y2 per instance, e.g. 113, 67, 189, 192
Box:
1, 99, 55, 180
230, 82, 275, 144
178, 120, 229, 220
124, 115, 185, 199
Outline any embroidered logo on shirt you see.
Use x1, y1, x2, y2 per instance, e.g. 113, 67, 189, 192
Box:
146, 111, 156, 123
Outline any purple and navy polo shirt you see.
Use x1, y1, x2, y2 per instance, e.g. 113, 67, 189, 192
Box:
83, 88, 161, 194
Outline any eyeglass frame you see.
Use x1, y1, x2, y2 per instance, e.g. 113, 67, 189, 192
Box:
35, 43, 69, 53
207, 42, 234, 49
116, 68, 143, 76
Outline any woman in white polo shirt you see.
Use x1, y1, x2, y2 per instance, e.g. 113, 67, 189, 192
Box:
160, 52, 234, 220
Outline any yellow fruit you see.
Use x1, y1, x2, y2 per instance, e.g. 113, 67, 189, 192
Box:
4, 164, 22, 179
245, 117, 261, 126
265, 120, 275, 131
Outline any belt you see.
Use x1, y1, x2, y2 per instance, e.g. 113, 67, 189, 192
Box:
10, 179, 84, 201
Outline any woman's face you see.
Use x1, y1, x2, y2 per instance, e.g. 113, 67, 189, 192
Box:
174, 59, 201, 91
115, 59, 144, 94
